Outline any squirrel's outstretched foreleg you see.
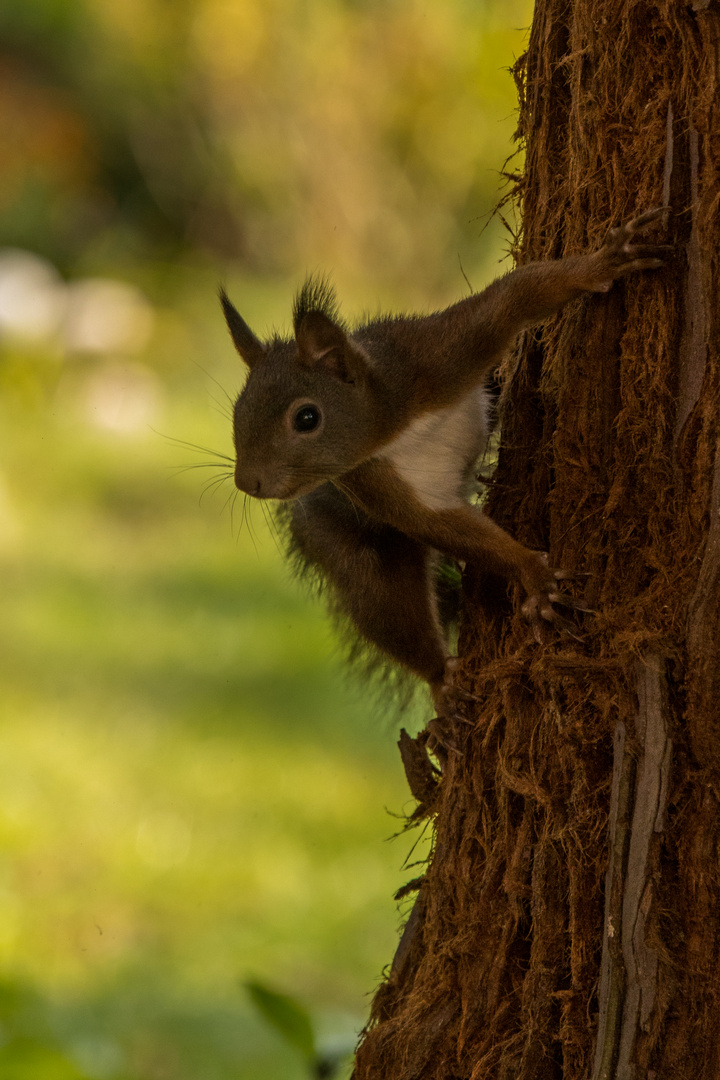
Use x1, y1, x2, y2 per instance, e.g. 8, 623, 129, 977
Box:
418, 207, 673, 400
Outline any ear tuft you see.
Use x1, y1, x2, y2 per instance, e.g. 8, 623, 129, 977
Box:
296, 311, 358, 382
292, 275, 343, 334
219, 288, 265, 369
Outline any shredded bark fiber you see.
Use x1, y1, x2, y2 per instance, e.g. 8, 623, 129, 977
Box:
352, 2, 720, 1078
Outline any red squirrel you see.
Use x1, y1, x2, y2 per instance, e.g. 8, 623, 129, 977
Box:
220, 209, 670, 717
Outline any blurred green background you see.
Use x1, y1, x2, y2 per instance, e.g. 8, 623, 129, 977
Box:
0, 0, 531, 1076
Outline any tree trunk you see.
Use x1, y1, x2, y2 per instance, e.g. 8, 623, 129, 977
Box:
353, 2, 720, 1077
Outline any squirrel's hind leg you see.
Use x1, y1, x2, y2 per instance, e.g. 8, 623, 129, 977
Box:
288, 485, 451, 700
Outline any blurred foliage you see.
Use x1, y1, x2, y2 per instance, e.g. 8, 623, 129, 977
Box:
0, 358, 420, 1079
0, 0, 532, 1076
0, 0, 530, 298
245, 979, 355, 1077
245, 981, 317, 1064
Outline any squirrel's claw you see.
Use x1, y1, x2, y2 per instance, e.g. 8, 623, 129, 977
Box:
548, 591, 595, 615
622, 205, 671, 230
524, 595, 584, 641
426, 717, 463, 760
528, 605, 585, 643
430, 657, 477, 743
450, 686, 479, 704
437, 657, 478, 704
590, 207, 673, 291
522, 556, 591, 641
546, 608, 585, 641
553, 568, 592, 582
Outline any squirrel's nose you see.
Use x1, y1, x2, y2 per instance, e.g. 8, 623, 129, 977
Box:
234, 464, 263, 497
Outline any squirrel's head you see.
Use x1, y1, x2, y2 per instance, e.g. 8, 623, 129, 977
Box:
222, 279, 380, 500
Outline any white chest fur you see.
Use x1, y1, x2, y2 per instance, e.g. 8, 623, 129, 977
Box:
377, 387, 490, 510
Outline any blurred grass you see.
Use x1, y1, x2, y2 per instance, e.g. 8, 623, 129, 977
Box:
0, 0, 534, 1073
0, 330, 429, 1078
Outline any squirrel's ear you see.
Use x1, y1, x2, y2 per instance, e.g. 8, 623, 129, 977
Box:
220, 289, 265, 369
295, 312, 367, 384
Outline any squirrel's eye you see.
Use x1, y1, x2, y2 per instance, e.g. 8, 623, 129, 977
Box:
293, 404, 321, 432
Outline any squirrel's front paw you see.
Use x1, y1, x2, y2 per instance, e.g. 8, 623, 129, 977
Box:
588, 206, 673, 292
520, 553, 591, 641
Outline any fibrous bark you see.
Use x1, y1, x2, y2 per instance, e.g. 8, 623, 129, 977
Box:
353, 2, 720, 1077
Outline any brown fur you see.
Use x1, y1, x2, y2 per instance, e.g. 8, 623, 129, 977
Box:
222, 212, 669, 711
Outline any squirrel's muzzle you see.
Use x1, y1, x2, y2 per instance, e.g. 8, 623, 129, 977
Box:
234, 462, 264, 497
234, 461, 298, 499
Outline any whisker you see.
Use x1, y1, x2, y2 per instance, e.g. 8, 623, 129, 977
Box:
208, 393, 235, 423
237, 492, 252, 545
244, 497, 260, 556
200, 474, 233, 503
293, 495, 309, 526
153, 428, 235, 463
331, 478, 362, 523
192, 360, 239, 411
172, 462, 234, 475
201, 471, 232, 491
229, 490, 239, 537
220, 484, 238, 518
259, 500, 284, 558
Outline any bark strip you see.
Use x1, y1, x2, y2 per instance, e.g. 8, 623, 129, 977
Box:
592, 723, 634, 1080
615, 656, 672, 1078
